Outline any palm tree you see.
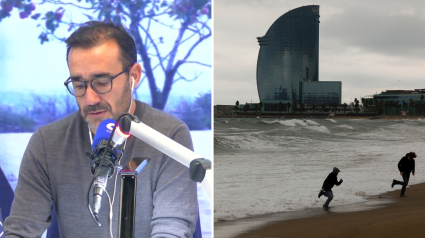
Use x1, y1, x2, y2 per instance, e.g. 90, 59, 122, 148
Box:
362, 100, 369, 115
409, 99, 415, 116
342, 103, 348, 115
391, 101, 397, 115
396, 103, 402, 115
235, 100, 239, 115
312, 104, 317, 115
389, 101, 395, 115
300, 103, 305, 116
292, 101, 298, 116
403, 101, 408, 115
374, 99, 384, 115
379, 100, 384, 115
385, 101, 391, 115
243, 102, 249, 114
287, 102, 291, 114
320, 103, 326, 115
332, 102, 338, 116
416, 101, 422, 116
354, 98, 360, 115
259, 101, 263, 115
278, 101, 283, 116
374, 99, 379, 114
415, 101, 421, 116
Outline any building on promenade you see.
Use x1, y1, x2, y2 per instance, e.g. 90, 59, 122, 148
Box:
256, 5, 341, 113
371, 89, 425, 115
373, 89, 425, 104
214, 105, 235, 116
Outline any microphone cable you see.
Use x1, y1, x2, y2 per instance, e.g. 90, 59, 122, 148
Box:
86, 113, 136, 238
86, 122, 116, 228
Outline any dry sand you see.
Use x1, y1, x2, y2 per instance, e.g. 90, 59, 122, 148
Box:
231, 182, 425, 238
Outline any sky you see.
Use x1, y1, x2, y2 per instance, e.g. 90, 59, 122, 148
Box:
214, 0, 425, 105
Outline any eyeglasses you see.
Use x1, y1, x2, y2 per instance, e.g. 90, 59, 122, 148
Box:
64, 65, 132, 97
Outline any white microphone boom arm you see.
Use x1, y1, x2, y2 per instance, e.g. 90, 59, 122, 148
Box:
120, 116, 212, 202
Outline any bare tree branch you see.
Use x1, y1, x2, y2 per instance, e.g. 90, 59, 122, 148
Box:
145, 11, 170, 18
142, 16, 151, 47
173, 71, 202, 83
40, 28, 66, 41
139, 23, 166, 72
136, 61, 161, 92
183, 61, 211, 67
128, 9, 158, 105
166, 19, 188, 71
173, 26, 211, 72
187, 19, 209, 33
40, 0, 95, 10
139, 21, 210, 68
177, 30, 198, 48
146, 16, 175, 29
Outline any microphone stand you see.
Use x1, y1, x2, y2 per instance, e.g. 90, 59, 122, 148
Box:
118, 158, 149, 238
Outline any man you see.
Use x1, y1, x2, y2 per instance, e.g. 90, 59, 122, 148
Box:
4, 21, 198, 237
391, 152, 416, 197
318, 167, 343, 208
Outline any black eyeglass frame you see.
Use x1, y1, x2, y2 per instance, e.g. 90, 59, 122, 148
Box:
64, 64, 134, 97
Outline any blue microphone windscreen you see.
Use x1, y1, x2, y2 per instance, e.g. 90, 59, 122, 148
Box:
92, 119, 116, 150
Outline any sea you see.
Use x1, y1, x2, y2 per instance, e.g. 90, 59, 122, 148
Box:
214, 117, 425, 222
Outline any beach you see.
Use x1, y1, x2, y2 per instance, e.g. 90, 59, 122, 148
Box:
215, 117, 425, 237
228, 181, 425, 238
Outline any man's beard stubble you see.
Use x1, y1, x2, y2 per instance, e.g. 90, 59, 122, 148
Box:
80, 80, 132, 133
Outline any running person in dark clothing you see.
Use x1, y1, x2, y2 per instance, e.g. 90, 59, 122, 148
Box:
318, 167, 343, 208
391, 152, 416, 197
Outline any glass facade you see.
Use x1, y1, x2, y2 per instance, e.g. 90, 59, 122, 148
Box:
373, 90, 425, 105
374, 95, 424, 102
301, 81, 341, 104
257, 5, 320, 103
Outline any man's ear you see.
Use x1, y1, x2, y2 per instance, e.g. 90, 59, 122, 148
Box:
130, 63, 142, 90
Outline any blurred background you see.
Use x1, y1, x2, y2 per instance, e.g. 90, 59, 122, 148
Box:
0, 0, 211, 237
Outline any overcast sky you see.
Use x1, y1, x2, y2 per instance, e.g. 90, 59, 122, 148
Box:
214, 0, 425, 105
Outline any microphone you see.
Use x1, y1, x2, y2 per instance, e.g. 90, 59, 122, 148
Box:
87, 119, 130, 221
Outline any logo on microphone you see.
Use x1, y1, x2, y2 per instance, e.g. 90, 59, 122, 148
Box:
106, 123, 115, 133
96, 176, 106, 184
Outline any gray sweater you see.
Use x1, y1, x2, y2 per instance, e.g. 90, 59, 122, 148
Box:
5, 101, 198, 238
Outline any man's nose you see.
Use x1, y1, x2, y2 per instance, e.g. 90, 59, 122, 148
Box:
84, 84, 101, 105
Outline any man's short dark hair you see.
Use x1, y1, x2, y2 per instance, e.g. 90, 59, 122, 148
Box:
65, 21, 137, 69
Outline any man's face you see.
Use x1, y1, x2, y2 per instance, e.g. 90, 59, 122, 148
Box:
67, 39, 132, 133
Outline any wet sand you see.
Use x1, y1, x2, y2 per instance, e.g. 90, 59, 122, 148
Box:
215, 182, 425, 238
